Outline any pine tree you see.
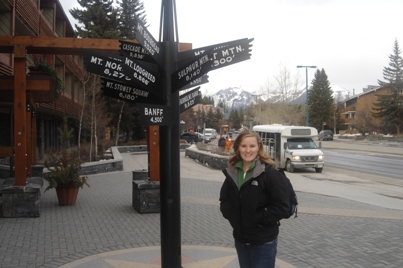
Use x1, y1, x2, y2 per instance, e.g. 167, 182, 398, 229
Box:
372, 39, 403, 134
70, 0, 120, 39
117, 0, 148, 40
308, 69, 335, 132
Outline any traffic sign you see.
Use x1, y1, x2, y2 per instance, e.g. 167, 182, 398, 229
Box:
136, 103, 171, 126
134, 19, 164, 67
101, 78, 163, 105
179, 87, 201, 113
119, 40, 155, 63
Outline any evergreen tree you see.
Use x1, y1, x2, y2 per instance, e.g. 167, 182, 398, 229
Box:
70, 0, 120, 39
308, 69, 335, 131
117, 0, 147, 40
205, 107, 214, 127
372, 39, 403, 134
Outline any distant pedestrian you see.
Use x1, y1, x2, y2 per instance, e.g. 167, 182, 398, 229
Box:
218, 135, 226, 149
225, 137, 232, 153
219, 130, 292, 268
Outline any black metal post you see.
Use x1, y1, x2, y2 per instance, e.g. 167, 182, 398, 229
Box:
160, 1, 181, 267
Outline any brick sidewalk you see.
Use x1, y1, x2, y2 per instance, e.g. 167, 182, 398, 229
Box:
0, 151, 402, 267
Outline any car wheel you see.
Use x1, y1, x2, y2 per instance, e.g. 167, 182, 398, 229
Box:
286, 160, 294, 173
315, 167, 323, 173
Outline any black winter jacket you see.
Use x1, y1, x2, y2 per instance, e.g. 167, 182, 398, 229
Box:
220, 160, 291, 244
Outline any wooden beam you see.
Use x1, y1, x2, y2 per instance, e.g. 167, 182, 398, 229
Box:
0, 36, 192, 56
147, 126, 160, 181
0, 77, 54, 91
13, 44, 27, 186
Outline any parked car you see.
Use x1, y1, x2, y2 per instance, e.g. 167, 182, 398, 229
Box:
180, 132, 196, 143
318, 130, 333, 141
180, 132, 210, 143
195, 132, 211, 143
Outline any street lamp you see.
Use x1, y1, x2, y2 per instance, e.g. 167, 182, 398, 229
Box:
297, 65, 316, 126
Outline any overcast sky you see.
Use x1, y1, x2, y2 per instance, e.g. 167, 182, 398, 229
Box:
60, 0, 403, 95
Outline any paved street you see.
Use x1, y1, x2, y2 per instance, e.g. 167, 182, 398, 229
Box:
1, 139, 403, 267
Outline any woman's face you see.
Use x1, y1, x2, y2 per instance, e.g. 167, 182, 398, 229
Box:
238, 136, 259, 164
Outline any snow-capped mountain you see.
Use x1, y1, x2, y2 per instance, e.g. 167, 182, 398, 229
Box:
206, 85, 351, 111
209, 87, 258, 111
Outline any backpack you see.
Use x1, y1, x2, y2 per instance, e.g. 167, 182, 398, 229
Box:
262, 166, 298, 219
277, 168, 298, 218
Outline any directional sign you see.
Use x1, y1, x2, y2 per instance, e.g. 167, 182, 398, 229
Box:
134, 19, 164, 67
209, 38, 253, 70
83, 49, 132, 83
179, 87, 201, 113
177, 38, 253, 70
136, 103, 171, 126
173, 38, 253, 91
82, 49, 162, 97
178, 38, 250, 61
119, 40, 155, 63
122, 56, 162, 96
101, 78, 163, 105
179, 74, 209, 92
171, 48, 214, 91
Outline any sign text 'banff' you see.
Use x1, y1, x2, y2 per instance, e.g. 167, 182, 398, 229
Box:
136, 103, 171, 126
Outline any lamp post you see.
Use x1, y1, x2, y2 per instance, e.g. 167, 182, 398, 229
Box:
297, 65, 316, 126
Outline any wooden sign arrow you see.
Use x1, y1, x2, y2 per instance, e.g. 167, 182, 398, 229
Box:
119, 40, 155, 63
174, 38, 253, 91
209, 38, 253, 71
178, 38, 250, 61
82, 49, 163, 97
171, 48, 215, 91
101, 78, 164, 105
83, 49, 132, 83
179, 74, 209, 92
136, 103, 171, 126
179, 87, 201, 113
134, 19, 164, 67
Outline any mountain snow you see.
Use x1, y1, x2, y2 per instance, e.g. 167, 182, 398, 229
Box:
205, 85, 351, 111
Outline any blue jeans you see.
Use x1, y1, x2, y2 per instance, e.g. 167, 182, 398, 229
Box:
235, 238, 277, 268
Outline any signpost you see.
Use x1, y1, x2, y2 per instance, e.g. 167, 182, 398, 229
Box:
82, 2, 253, 266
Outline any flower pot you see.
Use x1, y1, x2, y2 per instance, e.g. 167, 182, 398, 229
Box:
56, 187, 79, 205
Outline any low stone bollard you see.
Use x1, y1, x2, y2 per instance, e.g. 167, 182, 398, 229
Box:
132, 169, 148, 180
1, 184, 41, 217
132, 180, 160, 214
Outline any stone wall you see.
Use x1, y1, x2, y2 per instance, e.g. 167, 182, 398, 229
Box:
185, 147, 229, 170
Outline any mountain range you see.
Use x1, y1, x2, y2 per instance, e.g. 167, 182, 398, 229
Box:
206, 85, 351, 111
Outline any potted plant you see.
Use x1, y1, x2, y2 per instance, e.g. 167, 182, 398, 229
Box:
43, 116, 89, 205
44, 149, 89, 205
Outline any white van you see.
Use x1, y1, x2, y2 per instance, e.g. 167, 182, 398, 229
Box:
204, 128, 217, 139
253, 124, 324, 173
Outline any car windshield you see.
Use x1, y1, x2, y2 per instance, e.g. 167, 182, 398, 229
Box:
287, 138, 318, 149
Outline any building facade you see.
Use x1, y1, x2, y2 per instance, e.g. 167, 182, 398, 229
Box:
0, 0, 84, 159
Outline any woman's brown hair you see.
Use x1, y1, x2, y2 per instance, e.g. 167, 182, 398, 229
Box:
228, 130, 276, 168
